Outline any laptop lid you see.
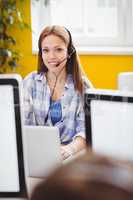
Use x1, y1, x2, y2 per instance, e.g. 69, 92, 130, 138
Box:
24, 126, 61, 178
0, 75, 27, 198
85, 89, 133, 161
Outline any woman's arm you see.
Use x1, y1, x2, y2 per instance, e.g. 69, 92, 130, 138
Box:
61, 76, 92, 160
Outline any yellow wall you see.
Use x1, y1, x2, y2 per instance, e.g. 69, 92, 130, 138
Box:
13, 0, 133, 89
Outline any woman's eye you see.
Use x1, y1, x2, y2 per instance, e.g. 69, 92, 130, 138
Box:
56, 48, 64, 52
42, 49, 48, 53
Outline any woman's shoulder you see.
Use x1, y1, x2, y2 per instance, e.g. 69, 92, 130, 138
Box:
23, 71, 46, 83
82, 75, 94, 90
23, 71, 47, 89
23, 71, 42, 88
23, 71, 38, 81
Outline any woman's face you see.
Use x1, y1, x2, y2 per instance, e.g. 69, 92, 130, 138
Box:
41, 34, 68, 73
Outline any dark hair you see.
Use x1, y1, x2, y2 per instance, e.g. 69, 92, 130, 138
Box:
37, 25, 83, 93
30, 151, 133, 200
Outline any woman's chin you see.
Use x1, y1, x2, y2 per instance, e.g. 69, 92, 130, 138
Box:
48, 66, 61, 73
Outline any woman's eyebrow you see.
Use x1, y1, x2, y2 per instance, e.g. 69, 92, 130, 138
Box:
42, 45, 63, 48
54, 45, 65, 48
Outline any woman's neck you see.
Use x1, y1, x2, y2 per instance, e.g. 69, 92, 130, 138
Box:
46, 68, 67, 100
47, 68, 67, 84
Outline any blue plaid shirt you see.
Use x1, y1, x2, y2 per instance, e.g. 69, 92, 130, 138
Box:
23, 71, 92, 144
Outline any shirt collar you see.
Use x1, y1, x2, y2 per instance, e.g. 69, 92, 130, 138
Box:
34, 72, 74, 88
34, 72, 47, 84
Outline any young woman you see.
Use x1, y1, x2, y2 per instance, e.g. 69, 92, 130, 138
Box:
23, 25, 93, 160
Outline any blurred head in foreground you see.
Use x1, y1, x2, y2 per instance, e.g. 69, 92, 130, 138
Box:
30, 151, 133, 200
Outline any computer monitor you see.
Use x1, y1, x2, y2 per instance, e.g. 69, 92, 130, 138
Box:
0, 75, 27, 198
85, 89, 133, 161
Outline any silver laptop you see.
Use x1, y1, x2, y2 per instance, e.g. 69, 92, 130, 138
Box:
0, 74, 28, 199
24, 126, 62, 178
85, 89, 133, 161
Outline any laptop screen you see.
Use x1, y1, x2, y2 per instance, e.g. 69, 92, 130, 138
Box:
85, 89, 133, 161
0, 78, 27, 198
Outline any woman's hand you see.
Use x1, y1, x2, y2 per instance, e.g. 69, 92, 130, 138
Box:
60, 136, 86, 160
60, 145, 72, 160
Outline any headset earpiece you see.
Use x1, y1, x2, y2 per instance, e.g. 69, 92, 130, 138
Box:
64, 27, 76, 59
68, 46, 76, 59
67, 54, 71, 59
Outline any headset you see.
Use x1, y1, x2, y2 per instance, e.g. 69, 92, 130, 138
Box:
55, 28, 76, 67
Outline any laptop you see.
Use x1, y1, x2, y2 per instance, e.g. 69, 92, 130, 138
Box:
23, 126, 62, 178
85, 88, 133, 161
0, 74, 28, 199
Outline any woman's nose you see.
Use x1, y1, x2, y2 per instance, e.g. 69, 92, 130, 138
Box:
48, 50, 56, 59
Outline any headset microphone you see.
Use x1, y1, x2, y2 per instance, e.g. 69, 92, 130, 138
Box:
55, 56, 68, 67
55, 48, 75, 67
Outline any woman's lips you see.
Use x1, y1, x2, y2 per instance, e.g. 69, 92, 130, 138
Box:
48, 61, 58, 66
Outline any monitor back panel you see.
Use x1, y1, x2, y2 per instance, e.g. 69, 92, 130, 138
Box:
85, 89, 133, 161
0, 77, 27, 199
24, 126, 61, 178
